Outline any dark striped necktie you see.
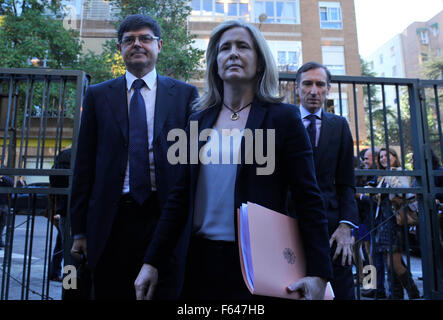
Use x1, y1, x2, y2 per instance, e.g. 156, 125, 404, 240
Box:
129, 79, 151, 204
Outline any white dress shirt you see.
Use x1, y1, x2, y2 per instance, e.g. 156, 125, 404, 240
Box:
122, 69, 157, 194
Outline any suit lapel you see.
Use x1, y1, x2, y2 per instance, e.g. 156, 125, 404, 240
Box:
316, 111, 333, 167
235, 98, 268, 181
153, 75, 176, 143
107, 76, 129, 143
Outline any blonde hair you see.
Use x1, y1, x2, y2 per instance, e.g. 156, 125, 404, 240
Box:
195, 20, 283, 111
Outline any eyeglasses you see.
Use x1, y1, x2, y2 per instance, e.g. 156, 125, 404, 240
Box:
121, 34, 160, 46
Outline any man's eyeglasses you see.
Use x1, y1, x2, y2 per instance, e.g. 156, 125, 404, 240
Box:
121, 34, 160, 46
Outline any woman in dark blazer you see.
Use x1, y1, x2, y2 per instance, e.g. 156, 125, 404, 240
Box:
135, 20, 333, 300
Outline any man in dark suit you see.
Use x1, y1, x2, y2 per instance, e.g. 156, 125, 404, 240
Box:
294, 62, 359, 300
70, 14, 198, 300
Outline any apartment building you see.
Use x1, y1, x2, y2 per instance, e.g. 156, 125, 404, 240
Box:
365, 9, 442, 117
188, 1, 362, 124
62, 1, 364, 138
367, 9, 443, 80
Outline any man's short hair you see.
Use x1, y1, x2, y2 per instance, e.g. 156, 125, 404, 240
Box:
117, 14, 161, 43
296, 61, 332, 87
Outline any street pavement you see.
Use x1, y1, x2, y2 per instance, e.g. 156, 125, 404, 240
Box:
0, 214, 63, 300
1, 214, 425, 300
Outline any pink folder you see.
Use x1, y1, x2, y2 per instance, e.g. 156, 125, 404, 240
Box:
237, 202, 334, 300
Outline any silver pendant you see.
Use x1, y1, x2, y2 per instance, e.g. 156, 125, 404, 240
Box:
231, 113, 239, 121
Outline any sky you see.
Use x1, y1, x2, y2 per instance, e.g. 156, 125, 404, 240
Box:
355, 0, 443, 58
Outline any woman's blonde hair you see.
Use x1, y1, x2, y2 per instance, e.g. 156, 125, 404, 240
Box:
194, 20, 284, 111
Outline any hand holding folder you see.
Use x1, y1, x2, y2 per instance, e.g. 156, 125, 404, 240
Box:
237, 202, 334, 300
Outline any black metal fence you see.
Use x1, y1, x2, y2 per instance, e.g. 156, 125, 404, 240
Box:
0, 68, 88, 300
280, 73, 443, 299
0, 68, 442, 300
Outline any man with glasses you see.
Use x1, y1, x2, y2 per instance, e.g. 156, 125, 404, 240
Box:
70, 14, 198, 300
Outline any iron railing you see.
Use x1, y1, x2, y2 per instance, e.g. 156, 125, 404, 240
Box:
0, 68, 442, 300
280, 73, 443, 299
0, 68, 88, 300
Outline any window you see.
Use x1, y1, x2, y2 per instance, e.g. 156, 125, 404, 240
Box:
333, 98, 348, 119
255, 0, 300, 24
190, 0, 249, 21
370, 61, 374, 70
191, 0, 215, 18
267, 40, 302, 71
379, 54, 383, 64
215, 1, 224, 14
390, 46, 395, 57
420, 52, 429, 63
327, 93, 348, 119
392, 65, 397, 77
418, 29, 429, 45
226, 0, 249, 18
431, 23, 439, 36
322, 46, 345, 75
277, 51, 299, 71
319, 2, 342, 29
190, 38, 209, 68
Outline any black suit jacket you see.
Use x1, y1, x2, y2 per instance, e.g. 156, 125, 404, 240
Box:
312, 111, 358, 235
144, 98, 333, 294
70, 74, 199, 270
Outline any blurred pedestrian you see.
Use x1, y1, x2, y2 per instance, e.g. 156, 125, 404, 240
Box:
374, 147, 419, 299
0, 174, 13, 248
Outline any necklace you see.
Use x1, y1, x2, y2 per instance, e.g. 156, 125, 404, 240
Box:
223, 101, 252, 121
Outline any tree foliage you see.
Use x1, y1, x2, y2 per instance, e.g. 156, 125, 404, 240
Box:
106, 0, 204, 81
360, 57, 414, 155
423, 55, 443, 80
0, 0, 82, 69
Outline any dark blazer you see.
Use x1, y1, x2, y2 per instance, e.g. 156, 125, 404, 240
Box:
144, 98, 334, 294
312, 111, 359, 235
70, 74, 199, 271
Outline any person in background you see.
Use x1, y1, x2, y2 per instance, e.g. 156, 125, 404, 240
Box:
358, 147, 388, 299
0, 174, 13, 248
49, 147, 72, 282
15, 176, 27, 187
375, 147, 420, 299
292, 61, 359, 300
354, 151, 374, 286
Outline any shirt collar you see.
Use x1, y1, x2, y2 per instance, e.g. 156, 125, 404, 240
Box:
300, 105, 322, 120
125, 68, 157, 91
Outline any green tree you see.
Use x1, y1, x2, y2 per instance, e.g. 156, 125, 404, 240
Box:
422, 55, 443, 159
423, 55, 443, 80
78, 41, 125, 84
102, 0, 204, 81
360, 57, 413, 154
0, 0, 82, 69
0, 1, 85, 168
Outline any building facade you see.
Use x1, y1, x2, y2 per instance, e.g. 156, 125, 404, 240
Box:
367, 9, 443, 80
62, 0, 364, 140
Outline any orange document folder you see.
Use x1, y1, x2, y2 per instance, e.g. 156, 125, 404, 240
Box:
237, 202, 334, 300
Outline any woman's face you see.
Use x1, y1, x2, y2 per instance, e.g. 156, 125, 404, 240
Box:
216, 27, 258, 85
380, 150, 397, 168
